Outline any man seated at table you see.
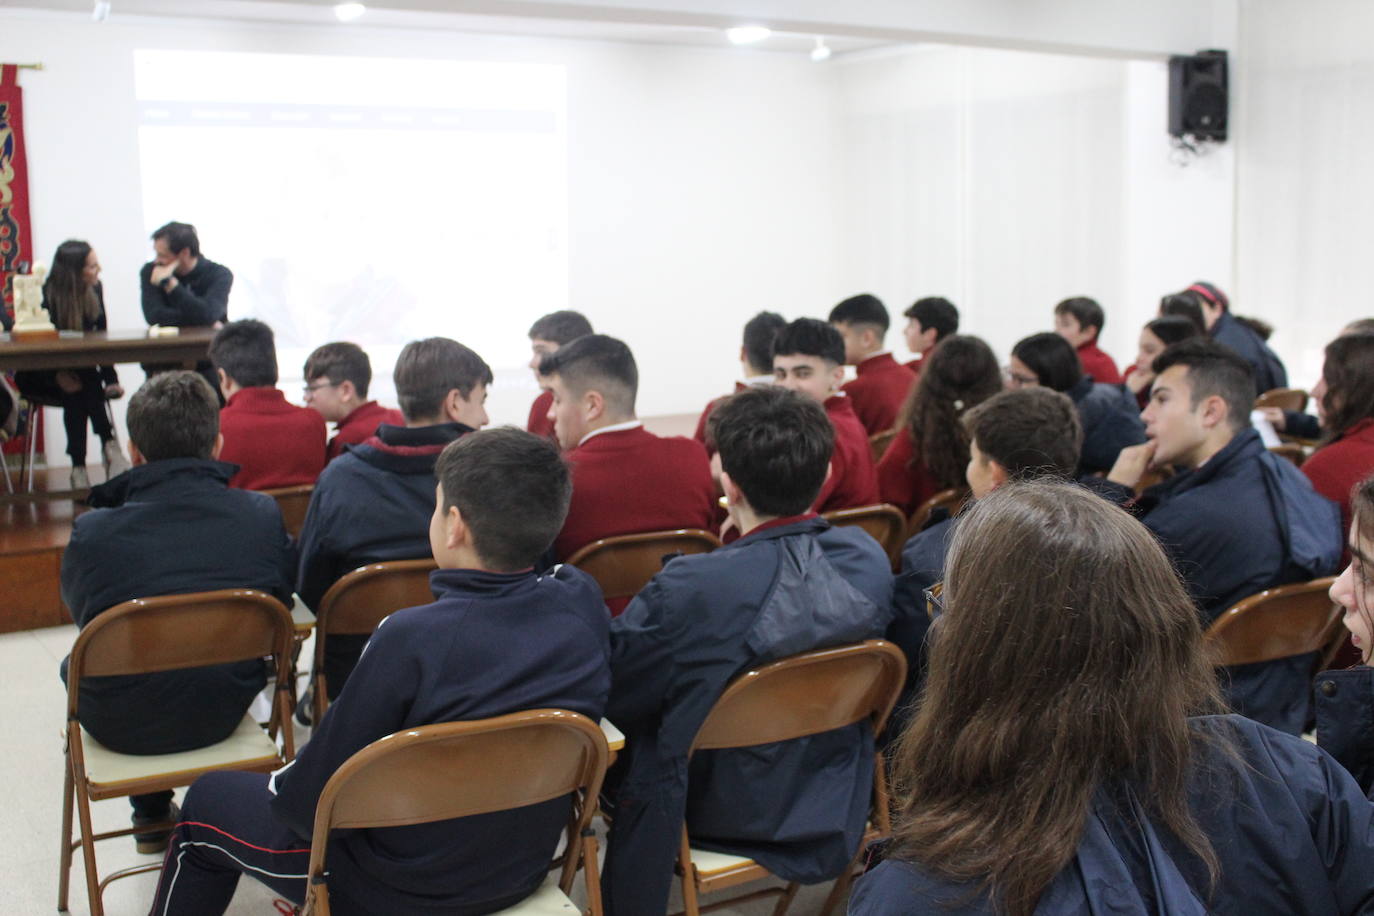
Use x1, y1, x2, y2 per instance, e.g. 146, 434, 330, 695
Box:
301, 342, 404, 462
543, 334, 717, 572
602, 385, 893, 914
59, 370, 295, 853
296, 336, 491, 709
209, 319, 326, 490
140, 221, 233, 395
772, 318, 880, 513
148, 427, 611, 915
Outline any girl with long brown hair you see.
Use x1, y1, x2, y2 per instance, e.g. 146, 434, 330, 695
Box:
14, 240, 128, 488
851, 480, 1374, 915
1301, 332, 1374, 537
876, 335, 1001, 516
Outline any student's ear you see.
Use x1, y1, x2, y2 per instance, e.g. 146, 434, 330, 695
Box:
989, 460, 1010, 490
440, 389, 464, 423
720, 469, 744, 508
584, 389, 606, 423
1199, 393, 1229, 430
444, 503, 469, 551
129, 440, 146, 466
210, 433, 224, 460
216, 368, 230, 398
828, 363, 845, 394
862, 326, 882, 351
337, 379, 358, 404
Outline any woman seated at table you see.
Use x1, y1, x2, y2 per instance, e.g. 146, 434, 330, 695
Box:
849, 480, 1374, 915
15, 240, 129, 489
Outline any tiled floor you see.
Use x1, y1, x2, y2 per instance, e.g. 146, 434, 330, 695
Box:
3, 624, 845, 915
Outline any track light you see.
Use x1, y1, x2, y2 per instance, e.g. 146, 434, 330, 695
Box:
92, 0, 111, 22
810, 37, 831, 62
726, 26, 771, 45
333, 3, 366, 22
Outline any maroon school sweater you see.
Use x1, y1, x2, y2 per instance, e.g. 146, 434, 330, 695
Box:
328, 401, 404, 462
1077, 341, 1122, 385
841, 353, 916, 435
527, 389, 556, 441
218, 387, 327, 490
814, 396, 881, 513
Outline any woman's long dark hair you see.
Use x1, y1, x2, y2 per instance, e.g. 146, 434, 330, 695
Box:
897, 335, 1001, 490
888, 481, 1224, 915
43, 240, 101, 330
1320, 333, 1374, 441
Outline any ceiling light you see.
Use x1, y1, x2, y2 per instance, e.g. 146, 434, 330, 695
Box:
92, 0, 111, 22
333, 2, 366, 22
810, 37, 832, 62
726, 26, 771, 45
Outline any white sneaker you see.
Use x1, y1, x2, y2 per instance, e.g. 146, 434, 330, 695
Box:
103, 439, 131, 478
70, 466, 90, 490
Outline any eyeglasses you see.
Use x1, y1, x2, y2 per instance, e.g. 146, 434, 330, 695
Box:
1002, 366, 1038, 388
923, 583, 944, 619
303, 381, 339, 398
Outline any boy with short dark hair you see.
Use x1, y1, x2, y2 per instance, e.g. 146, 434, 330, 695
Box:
150, 427, 611, 916
541, 334, 716, 574
772, 318, 880, 512
60, 370, 296, 851
296, 337, 492, 704
526, 310, 594, 440
603, 385, 893, 914
902, 296, 959, 374
302, 342, 404, 461
692, 310, 785, 447
1054, 296, 1122, 384
209, 318, 326, 489
829, 293, 916, 434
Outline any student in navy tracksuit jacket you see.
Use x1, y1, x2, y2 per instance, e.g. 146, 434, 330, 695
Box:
149, 427, 612, 915
602, 386, 893, 915
295, 337, 492, 700
851, 481, 1374, 916
1102, 340, 1342, 734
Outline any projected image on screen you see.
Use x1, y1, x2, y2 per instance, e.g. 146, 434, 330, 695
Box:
134, 50, 567, 412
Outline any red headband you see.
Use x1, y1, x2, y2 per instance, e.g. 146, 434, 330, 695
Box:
1186, 283, 1220, 306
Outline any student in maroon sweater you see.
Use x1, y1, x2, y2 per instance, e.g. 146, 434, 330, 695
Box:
1302, 333, 1374, 540
208, 319, 326, 490
772, 318, 880, 512
901, 296, 959, 377
692, 310, 785, 449
526, 310, 594, 441
828, 293, 916, 435
542, 334, 717, 573
1054, 296, 1122, 385
302, 342, 404, 462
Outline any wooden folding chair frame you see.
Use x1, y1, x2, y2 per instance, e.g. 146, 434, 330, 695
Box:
903, 488, 969, 544
311, 558, 437, 724
1204, 576, 1341, 668
674, 639, 907, 916
302, 709, 610, 916
260, 483, 315, 539
566, 529, 721, 601
1254, 387, 1308, 414
58, 588, 296, 916
822, 504, 908, 569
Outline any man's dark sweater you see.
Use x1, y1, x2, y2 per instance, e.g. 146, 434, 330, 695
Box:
140, 256, 233, 327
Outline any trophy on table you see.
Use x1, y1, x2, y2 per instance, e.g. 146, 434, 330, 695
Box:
9, 263, 58, 340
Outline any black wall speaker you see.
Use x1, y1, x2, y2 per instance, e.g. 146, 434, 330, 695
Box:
1169, 49, 1228, 141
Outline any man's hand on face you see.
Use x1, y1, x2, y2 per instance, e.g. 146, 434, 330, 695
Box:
150, 263, 177, 286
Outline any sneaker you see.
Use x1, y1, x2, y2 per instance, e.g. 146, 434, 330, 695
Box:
133, 801, 180, 855
69, 466, 90, 491
103, 439, 131, 478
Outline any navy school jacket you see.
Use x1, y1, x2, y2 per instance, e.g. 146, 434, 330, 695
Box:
1212, 311, 1288, 396
1066, 375, 1148, 476
269, 565, 611, 914
1101, 429, 1342, 734
849, 715, 1374, 915
602, 515, 894, 915
1316, 664, 1374, 799
60, 458, 296, 754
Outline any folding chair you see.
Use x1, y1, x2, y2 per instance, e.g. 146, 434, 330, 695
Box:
311, 558, 438, 724
301, 709, 610, 916
822, 504, 907, 569
675, 639, 907, 916
566, 529, 721, 603
1254, 387, 1308, 413
903, 488, 968, 543
58, 588, 296, 916
1268, 442, 1308, 468
1204, 577, 1341, 669
867, 429, 897, 465
261, 484, 315, 539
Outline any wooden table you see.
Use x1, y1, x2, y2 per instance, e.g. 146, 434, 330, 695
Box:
0, 327, 216, 371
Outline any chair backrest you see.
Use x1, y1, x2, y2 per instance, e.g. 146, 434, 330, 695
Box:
1254, 387, 1308, 413
1204, 577, 1341, 667
65, 589, 294, 720
260, 484, 314, 539
316, 559, 438, 637
868, 429, 898, 465
904, 488, 968, 542
305, 710, 609, 906
822, 504, 907, 566
690, 640, 907, 754
566, 529, 721, 600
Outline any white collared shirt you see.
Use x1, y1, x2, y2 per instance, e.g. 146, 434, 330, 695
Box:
577, 419, 644, 448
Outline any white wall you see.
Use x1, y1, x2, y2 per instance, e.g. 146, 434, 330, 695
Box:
0, 9, 841, 461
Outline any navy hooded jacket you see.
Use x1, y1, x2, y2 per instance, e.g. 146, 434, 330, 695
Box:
1212, 311, 1288, 396
1066, 375, 1147, 475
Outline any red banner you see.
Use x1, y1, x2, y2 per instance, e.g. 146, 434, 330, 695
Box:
0, 63, 34, 326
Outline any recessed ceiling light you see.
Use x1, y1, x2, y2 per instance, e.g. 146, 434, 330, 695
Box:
726, 26, 772, 45
810, 37, 832, 62
333, 2, 366, 22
